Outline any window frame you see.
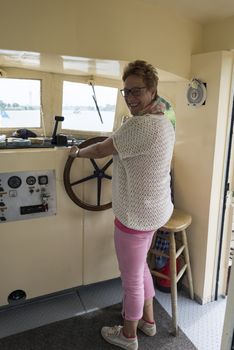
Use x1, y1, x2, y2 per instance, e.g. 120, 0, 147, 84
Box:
0, 68, 127, 139
0, 68, 47, 137
58, 74, 124, 139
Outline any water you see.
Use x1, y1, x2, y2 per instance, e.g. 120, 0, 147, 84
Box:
0, 110, 40, 128
62, 110, 115, 132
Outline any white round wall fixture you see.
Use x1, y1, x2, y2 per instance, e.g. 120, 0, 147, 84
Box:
187, 79, 207, 107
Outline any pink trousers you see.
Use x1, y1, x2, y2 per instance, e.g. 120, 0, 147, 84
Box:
114, 224, 155, 321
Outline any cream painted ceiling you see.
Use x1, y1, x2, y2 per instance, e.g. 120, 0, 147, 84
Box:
146, 0, 234, 24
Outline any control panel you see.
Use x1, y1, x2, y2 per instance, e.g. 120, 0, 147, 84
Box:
0, 170, 57, 223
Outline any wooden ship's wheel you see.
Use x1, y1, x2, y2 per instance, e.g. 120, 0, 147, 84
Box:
63, 137, 112, 211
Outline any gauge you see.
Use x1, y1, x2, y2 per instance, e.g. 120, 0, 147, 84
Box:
38, 175, 48, 185
8, 176, 22, 189
26, 176, 36, 186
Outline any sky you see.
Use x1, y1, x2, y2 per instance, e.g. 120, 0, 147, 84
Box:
0, 78, 40, 105
63, 81, 118, 106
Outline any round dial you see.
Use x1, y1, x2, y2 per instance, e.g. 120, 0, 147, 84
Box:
8, 176, 22, 189
26, 176, 36, 186
38, 175, 48, 185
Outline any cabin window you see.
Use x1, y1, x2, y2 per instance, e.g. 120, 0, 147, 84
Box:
61, 81, 117, 132
0, 78, 41, 128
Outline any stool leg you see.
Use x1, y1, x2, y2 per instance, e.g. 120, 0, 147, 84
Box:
169, 232, 178, 336
181, 229, 194, 300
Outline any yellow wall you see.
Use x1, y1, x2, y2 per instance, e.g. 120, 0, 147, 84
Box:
0, 148, 119, 306
203, 16, 234, 53
173, 51, 234, 302
0, 0, 202, 79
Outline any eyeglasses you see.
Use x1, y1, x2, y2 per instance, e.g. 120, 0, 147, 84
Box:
120, 86, 147, 97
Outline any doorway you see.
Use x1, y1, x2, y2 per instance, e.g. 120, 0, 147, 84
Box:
215, 94, 234, 299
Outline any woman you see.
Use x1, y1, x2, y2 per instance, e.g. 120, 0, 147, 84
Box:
69, 60, 175, 350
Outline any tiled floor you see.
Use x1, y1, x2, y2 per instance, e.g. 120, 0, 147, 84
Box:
0, 278, 227, 350
156, 289, 226, 350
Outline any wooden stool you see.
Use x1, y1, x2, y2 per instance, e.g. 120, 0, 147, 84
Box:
149, 208, 194, 336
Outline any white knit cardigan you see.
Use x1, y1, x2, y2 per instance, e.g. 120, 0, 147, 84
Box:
111, 114, 175, 231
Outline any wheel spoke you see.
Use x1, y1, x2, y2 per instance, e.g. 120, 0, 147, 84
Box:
104, 174, 112, 180
90, 158, 100, 171
97, 178, 102, 206
71, 174, 96, 186
102, 158, 113, 171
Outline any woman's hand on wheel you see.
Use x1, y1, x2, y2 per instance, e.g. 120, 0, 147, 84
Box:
69, 145, 80, 158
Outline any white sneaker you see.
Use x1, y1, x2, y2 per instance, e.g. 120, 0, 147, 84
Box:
101, 325, 138, 350
137, 319, 157, 336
